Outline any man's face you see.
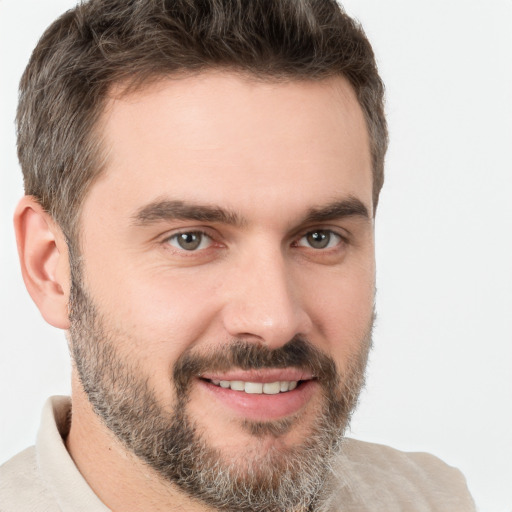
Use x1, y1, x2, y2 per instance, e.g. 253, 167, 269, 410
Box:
70, 72, 375, 510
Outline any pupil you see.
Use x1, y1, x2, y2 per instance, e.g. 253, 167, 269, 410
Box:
178, 232, 201, 250
307, 231, 329, 249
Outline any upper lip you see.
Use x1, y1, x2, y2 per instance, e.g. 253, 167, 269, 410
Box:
199, 368, 314, 383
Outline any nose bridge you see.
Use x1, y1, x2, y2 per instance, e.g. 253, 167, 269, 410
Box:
221, 242, 311, 347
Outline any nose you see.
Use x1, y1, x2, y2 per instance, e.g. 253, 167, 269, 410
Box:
220, 247, 313, 349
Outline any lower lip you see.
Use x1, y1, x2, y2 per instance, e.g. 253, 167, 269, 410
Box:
198, 379, 319, 421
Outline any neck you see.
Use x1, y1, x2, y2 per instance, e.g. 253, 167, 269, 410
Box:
66, 373, 212, 512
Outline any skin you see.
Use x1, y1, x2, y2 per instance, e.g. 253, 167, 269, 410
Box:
15, 72, 375, 511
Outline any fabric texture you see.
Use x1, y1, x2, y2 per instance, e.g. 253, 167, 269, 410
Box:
0, 396, 476, 511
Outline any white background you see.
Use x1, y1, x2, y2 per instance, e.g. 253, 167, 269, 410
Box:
1, 1, 511, 510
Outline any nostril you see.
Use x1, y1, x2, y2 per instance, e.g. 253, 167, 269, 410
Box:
221, 306, 312, 350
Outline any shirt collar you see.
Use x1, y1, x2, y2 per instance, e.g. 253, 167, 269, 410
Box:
36, 396, 111, 512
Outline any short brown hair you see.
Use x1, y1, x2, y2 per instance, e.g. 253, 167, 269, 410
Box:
17, 0, 387, 241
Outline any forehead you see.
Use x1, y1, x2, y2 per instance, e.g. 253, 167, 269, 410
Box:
86, 72, 373, 222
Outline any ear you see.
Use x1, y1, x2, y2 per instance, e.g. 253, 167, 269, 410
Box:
14, 196, 71, 329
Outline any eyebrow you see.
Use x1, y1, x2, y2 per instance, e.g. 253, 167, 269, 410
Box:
132, 199, 243, 227
132, 196, 370, 228
301, 196, 370, 224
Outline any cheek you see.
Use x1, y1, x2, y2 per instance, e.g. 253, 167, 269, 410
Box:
82, 261, 223, 376
303, 259, 375, 366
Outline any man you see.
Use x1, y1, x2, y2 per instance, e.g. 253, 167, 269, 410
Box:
0, 0, 476, 510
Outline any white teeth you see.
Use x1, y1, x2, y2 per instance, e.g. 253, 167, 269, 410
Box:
263, 382, 281, 395
211, 379, 299, 394
244, 382, 263, 394
230, 380, 245, 391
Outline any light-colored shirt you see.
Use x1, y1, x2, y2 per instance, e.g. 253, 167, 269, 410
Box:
0, 396, 476, 511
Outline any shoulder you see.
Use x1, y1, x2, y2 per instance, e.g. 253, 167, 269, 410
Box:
0, 446, 59, 512
323, 438, 476, 512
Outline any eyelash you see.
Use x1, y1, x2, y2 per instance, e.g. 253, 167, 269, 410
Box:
295, 230, 344, 250
162, 228, 347, 253
164, 230, 215, 252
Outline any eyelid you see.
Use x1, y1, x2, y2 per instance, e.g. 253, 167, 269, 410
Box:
157, 225, 349, 253
296, 229, 344, 249
170, 231, 212, 250
160, 227, 219, 252
293, 225, 349, 244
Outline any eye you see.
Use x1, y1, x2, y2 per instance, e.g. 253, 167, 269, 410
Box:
297, 230, 342, 250
166, 231, 212, 251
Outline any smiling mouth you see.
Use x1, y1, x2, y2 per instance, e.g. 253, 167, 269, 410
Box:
197, 372, 318, 420
207, 379, 304, 394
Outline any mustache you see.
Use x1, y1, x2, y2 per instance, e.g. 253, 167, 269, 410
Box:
172, 336, 339, 395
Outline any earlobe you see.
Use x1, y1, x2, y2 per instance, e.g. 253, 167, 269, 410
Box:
14, 196, 71, 329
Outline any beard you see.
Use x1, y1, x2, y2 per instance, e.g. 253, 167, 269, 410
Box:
68, 267, 373, 512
